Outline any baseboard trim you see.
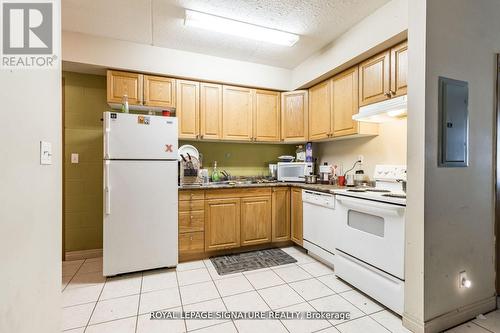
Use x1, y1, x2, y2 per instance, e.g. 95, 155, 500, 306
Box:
65, 248, 103, 261
403, 296, 497, 333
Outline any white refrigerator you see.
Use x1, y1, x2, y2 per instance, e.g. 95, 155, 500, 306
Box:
103, 112, 178, 276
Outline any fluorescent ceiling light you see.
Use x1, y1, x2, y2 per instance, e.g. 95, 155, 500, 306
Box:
184, 9, 300, 47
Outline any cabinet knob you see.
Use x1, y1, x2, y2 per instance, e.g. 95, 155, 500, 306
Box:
384, 91, 392, 97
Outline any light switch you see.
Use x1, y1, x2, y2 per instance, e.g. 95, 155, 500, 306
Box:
71, 153, 79, 164
40, 141, 52, 165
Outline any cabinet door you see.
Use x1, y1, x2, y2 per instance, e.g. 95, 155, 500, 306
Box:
222, 85, 254, 141
200, 83, 223, 140
272, 187, 290, 242
332, 67, 359, 137
107, 70, 143, 105
290, 188, 303, 246
358, 50, 390, 107
309, 80, 332, 140
176, 80, 200, 139
143, 75, 176, 108
390, 41, 408, 97
205, 198, 240, 251
254, 90, 280, 142
241, 196, 272, 246
281, 91, 308, 142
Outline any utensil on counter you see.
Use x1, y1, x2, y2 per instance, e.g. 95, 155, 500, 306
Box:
305, 174, 318, 184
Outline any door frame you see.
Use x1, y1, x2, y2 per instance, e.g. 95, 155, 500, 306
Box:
496, 54, 500, 293
62, 76, 65, 261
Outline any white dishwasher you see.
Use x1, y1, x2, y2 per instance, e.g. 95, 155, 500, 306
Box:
302, 190, 337, 267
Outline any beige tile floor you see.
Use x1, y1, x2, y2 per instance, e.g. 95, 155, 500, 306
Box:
61, 247, 500, 333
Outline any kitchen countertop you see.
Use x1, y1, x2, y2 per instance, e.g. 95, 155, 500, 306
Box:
178, 182, 345, 194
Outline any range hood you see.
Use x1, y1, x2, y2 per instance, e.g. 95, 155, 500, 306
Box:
352, 95, 407, 123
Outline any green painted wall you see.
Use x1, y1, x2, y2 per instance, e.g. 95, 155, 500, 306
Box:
63, 72, 296, 252
63, 72, 109, 252
180, 141, 295, 177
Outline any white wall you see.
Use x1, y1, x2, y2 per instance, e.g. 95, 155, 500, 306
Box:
291, 0, 408, 89
0, 6, 62, 333
405, 0, 498, 331
62, 31, 292, 91
316, 120, 407, 178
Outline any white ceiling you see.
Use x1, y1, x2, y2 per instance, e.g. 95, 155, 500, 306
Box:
62, 0, 390, 69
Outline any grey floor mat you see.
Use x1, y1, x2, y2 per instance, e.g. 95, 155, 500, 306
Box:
210, 248, 297, 275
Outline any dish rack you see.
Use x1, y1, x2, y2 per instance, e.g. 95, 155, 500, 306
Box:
180, 156, 201, 185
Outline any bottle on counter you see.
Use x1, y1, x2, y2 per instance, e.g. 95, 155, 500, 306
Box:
121, 95, 129, 113
211, 161, 221, 182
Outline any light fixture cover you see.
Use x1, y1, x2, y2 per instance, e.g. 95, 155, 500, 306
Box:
184, 9, 300, 46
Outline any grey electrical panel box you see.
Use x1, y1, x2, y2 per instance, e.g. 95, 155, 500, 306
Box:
438, 77, 469, 167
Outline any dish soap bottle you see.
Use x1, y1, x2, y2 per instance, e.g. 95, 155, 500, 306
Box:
121, 95, 129, 113
211, 161, 221, 182
296, 145, 305, 162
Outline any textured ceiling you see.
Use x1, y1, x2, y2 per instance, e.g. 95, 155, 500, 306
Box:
62, 0, 390, 69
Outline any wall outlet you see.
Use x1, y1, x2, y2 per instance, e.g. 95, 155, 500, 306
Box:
358, 155, 364, 164
40, 141, 52, 165
71, 153, 79, 164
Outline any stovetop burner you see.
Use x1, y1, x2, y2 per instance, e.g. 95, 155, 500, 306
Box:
382, 193, 406, 199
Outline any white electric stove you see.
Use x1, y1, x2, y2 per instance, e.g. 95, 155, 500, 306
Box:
331, 165, 407, 315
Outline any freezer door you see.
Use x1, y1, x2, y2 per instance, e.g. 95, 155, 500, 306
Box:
104, 112, 178, 160
103, 160, 178, 276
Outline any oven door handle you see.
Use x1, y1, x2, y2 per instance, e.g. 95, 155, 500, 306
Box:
336, 195, 404, 217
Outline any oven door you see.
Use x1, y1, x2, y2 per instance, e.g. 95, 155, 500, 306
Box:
334, 194, 405, 279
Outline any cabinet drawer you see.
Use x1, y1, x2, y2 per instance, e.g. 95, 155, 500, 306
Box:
179, 200, 204, 212
179, 232, 204, 254
179, 190, 205, 201
179, 211, 204, 233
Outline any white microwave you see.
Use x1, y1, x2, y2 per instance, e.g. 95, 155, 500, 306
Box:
277, 162, 314, 182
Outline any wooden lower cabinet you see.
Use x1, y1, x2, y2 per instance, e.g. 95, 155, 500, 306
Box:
272, 187, 290, 242
179, 232, 204, 255
205, 198, 241, 251
241, 196, 272, 246
290, 188, 303, 245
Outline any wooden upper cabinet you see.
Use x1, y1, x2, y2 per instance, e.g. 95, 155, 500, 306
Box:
222, 85, 254, 141
309, 80, 332, 140
240, 196, 272, 246
390, 41, 408, 98
253, 90, 280, 142
205, 198, 241, 251
200, 83, 223, 140
332, 67, 359, 137
290, 188, 303, 246
143, 75, 176, 108
107, 70, 143, 105
281, 91, 308, 142
272, 187, 290, 242
358, 50, 391, 107
176, 80, 200, 139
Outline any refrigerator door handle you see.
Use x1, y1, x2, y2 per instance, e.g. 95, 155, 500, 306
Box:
104, 161, 111, 215
104, 114, 111, 159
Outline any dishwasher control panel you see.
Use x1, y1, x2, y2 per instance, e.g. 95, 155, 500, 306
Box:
302, 190, 335, 209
